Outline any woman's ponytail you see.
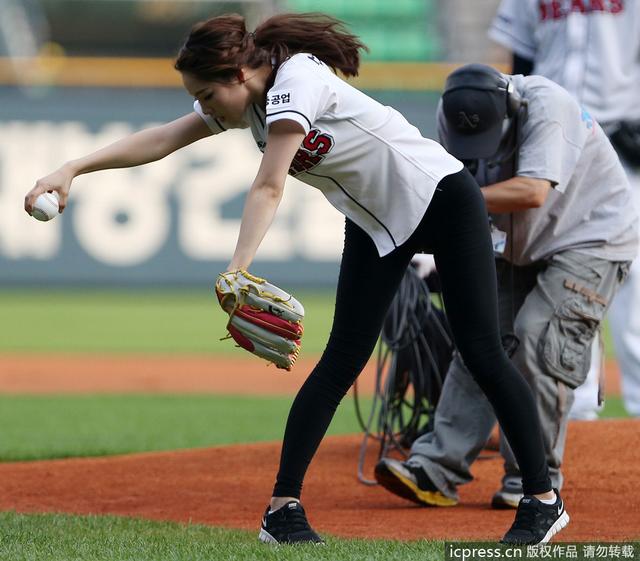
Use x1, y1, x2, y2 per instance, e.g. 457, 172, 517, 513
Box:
253, 13, 367, 77
175, 12, 367, 82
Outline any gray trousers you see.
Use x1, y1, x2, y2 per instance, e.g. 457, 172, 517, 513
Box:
408, 250, 629, 500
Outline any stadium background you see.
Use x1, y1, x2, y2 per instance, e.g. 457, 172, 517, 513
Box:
1, 2, 636, 560
1, 0, 508, 286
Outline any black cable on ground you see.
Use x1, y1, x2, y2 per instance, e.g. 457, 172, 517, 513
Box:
354, 265, 454, 485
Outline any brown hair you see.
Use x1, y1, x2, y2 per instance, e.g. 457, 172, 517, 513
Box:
174, 12, 368, 83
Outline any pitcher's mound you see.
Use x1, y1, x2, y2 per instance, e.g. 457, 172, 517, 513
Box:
0, 419, 637, 541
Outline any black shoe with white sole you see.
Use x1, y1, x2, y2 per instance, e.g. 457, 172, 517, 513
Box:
501, 490, 570, 545
258, 501, 324, 544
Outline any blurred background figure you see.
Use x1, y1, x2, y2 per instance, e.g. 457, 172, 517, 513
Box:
0, 0, 49, 59
489, 0, 640, 418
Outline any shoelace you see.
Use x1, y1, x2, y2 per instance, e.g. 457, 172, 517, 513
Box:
273, 508, 313, 533
511, 501, 540, 530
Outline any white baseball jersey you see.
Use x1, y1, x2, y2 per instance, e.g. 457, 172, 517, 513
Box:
489, 0, 640, 127
194, 53, 462, 256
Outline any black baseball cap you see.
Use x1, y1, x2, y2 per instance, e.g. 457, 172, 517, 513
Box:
440, 64, 510, 159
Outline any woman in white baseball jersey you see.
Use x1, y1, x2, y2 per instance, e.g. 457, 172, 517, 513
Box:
24, 13, 566, 545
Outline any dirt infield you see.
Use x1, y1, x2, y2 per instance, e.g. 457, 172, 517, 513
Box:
0, 354, 382, 395
0, 422, 637, 541
0, 354, 622, 395
0, 354, 636, 542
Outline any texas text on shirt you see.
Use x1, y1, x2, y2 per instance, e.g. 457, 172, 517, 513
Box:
488, 0, 640, 128
195, 53, 462, 256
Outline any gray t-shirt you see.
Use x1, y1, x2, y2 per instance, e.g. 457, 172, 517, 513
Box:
439, 74, 638, 265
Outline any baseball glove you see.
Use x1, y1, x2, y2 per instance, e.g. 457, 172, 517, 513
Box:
215, 269, 304, 370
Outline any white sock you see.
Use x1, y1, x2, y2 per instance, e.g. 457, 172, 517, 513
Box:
269, 500, 300, 514
539, 492, 557, 505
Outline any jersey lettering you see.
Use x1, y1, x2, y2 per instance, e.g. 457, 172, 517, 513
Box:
289, 129, 335, 175
539, 0, 624, 20
307, 54, 323, 66
302, 129, 333, 155
571, 0, 586, 12
609, 0, 624, 12
266, 91, 292, 107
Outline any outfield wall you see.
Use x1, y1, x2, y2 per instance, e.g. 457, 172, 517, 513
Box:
0, 86, 441, 286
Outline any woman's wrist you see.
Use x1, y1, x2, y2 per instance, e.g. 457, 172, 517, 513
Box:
228, 253, 254, 271
227, 262, 248, 272
62, 160, 81, 178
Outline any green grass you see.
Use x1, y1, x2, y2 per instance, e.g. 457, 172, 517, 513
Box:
0, 288, 618, 360
0, 289, 336, 356
0, 394, 370, 462
0, 391, 625, 463
0, 289, 631, 557
0, 512, 443, 561
599, 395, 630, 418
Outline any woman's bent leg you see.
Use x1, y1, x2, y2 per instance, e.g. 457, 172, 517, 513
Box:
429, 170, 551, 496
273, 219, 414, 498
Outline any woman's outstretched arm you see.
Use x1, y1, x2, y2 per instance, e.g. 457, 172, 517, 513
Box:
25, 112, 213, 213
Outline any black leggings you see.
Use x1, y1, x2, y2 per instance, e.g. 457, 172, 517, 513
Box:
273, 168, 551, 497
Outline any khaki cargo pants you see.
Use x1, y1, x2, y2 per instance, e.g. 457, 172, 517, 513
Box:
407, 250, 630, 500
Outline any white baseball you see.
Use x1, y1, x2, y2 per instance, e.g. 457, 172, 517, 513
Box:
32, 192, 60, 222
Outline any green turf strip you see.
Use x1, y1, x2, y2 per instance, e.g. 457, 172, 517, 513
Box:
0, 289, 335, 356
0, 288, 616, 358
0, 512, 443, 561
0, 394, 372, 462
0, 393, 628, 463
599, 395, 630, 418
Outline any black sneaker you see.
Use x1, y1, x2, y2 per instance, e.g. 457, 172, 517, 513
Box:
258, 501, 324, 544
501, 490, 570, 545
374, 457, 457, 507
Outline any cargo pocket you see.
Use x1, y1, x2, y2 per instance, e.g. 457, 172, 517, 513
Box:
538, 296, 603, 389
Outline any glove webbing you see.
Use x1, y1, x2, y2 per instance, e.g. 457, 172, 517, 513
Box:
218, 269, 301, 316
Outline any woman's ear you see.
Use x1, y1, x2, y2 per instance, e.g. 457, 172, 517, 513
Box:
236, 68, 247, 83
